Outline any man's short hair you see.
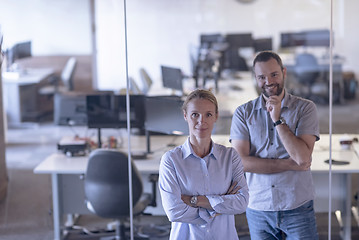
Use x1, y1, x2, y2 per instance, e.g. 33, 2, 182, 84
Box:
253, 51, 284, 71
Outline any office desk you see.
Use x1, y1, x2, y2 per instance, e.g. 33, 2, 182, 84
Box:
2, 68, 54, 125
34, 134, 188, 240
312, 134, 359, 240
34, 134, 359, 240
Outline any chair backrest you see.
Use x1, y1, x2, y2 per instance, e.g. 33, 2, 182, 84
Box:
129, 77, 142, 94
139, 68, 153, 94
295, 53, 318, 66
294, 53, 319, 85
61, 57, 77, 91
84, 149, 143, 219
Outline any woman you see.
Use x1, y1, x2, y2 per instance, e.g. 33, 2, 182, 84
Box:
159, 89, 249, 240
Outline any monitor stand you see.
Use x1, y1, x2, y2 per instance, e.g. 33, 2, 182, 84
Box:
146, 130, 152, 154
97, 128, 102, 148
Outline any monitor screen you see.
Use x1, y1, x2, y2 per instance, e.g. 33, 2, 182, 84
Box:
86, 94, 145, 129
161, 65, 183, 92
54, 93, 87, 126
145, 96, 188, 135
254, 38, 273, 52
7, 41, 32, 65
281, 30, 329, 48
200, 33, 223, 47
304, 29, 330, 47
225, 33, 253, 48
280, 32, 306, 48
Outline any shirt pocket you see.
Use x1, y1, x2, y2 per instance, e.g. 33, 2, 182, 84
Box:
247, 118, 267, 141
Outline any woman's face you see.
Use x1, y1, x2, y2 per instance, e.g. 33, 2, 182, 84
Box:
183, 98, 218, 139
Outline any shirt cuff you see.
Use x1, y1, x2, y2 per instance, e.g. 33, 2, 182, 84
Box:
198, 207, 214, 223
206, 195, 224, 209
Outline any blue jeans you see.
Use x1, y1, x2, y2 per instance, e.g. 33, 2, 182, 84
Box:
246, 200, 318, 240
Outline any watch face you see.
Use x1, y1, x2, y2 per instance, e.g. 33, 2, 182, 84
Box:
190, 196, 197, 205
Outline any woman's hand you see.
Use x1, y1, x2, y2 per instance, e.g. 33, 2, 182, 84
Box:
181, 195, 192, 206
225, 181, 241, 195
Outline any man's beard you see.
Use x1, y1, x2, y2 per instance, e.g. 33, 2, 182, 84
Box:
262, 83, 283, 98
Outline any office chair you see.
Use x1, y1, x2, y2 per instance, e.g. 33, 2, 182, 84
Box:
223, 48, 249, 72
293, 53, 320, 100
129, 77, 142, 94
139, 68, 153, 94
38, 57, 77, 95
118, 77, 142, 95
84, 149, 167, 240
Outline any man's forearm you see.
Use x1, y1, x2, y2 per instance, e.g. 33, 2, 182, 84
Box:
242, 155, 308, 174
275, 124, 314, 166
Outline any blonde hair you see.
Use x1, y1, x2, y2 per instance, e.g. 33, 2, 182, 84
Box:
182, 89, 218, 114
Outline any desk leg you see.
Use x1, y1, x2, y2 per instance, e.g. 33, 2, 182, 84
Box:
51, 174, 63, 240
342, 174, 352, 240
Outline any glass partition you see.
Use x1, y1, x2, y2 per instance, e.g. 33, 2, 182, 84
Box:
94, 0, 359, 238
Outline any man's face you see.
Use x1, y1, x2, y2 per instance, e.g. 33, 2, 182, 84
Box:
254, 58, 286, 98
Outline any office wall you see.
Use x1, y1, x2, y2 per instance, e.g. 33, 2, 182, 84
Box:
1, 0, 358, 91
0, 0, 91, 55
96, 0, 359, 90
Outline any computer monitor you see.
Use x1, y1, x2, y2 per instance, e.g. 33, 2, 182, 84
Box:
304, 29, 330, 47
254, 38, 273, 52
7, 41, 32, 66
280, 32, 306, 48
86, 94, 145, 129
225, 33, 253, 48
144, 96, 188, 136
281, 30, 330, 48
161, 65, 183, 93
54, 93, 87, 126
200, 33, 223, 47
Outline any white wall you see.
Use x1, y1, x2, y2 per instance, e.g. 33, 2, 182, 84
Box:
96, 0, 359, 90
1, 0, 358, 91
0, 0, 91, 55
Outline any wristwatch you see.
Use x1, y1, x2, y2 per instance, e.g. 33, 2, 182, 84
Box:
273, 117, 286, 127
190, 196, 198, 207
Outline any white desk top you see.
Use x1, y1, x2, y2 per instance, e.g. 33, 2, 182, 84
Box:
34, 135, 186, 175
33, 135, 227, 175
34, 134, 359, 175
312, 134, 359, 173
33, 152, 165, 174
2, 68, 54, 85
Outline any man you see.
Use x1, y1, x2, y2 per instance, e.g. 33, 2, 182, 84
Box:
230, 51, 320, 239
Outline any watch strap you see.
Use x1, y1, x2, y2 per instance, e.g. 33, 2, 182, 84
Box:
273, 117, 285, 127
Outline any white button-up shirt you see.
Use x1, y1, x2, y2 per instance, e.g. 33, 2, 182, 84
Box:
159, 138, 249, 240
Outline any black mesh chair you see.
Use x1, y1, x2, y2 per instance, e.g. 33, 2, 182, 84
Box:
84, 149, 153, 239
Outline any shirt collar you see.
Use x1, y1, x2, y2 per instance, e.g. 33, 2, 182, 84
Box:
182, 137, 218, 160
